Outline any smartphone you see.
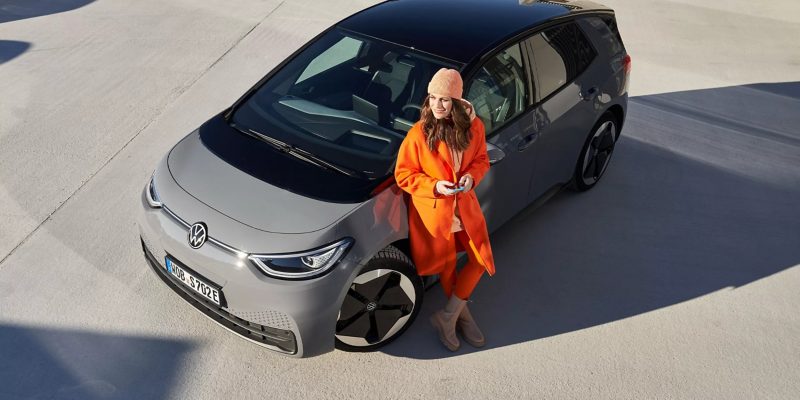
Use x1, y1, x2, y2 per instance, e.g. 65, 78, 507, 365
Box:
450, 186, 465, 192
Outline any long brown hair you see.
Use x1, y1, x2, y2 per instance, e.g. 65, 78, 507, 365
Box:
420, 95, 473, 153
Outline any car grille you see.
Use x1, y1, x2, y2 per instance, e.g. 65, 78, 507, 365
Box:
141, 238, 297, 354
225, 309, 294, 331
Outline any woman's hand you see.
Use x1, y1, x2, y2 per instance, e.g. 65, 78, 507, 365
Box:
458, 174, 474, 193
435, 180, 459, 196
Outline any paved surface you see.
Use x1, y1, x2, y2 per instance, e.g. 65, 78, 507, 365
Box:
1, 0, 799, 398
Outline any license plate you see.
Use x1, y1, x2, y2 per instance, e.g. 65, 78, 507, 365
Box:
165, 257, 221, 306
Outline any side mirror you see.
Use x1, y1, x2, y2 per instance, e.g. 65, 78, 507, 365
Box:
487, 142, 505, 165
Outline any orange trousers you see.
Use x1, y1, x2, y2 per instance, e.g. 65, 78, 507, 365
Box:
439, 230, 485, 300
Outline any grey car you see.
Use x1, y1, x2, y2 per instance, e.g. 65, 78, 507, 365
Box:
138, 0, 630, 357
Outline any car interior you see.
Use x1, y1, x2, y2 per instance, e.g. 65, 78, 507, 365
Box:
237, 32, 457, 178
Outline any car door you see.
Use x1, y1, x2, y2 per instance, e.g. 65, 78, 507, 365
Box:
525, 20, 600, 202
463, 42, 539, 234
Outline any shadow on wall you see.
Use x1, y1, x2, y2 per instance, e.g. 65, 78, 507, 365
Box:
0, 324, 195, 399
0, 40, 30, 65
382, 81, 800, 359
0, 0, 94, 24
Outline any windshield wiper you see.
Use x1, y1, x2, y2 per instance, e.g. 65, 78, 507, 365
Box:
230, 123, 290, 151
287, 145, 364, 178
230, 123, 362, 178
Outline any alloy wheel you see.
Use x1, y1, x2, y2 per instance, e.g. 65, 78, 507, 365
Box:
335, 268, 416, 347
581, 120, 617, 185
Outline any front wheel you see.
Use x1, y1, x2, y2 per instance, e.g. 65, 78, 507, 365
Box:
569, 112, 620, 192
334, 245, 424, 352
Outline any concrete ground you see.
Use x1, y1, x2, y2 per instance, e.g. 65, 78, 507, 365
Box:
1, 0, 799, 398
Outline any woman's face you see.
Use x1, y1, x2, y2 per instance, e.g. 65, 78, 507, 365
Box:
429, 93, 453, 120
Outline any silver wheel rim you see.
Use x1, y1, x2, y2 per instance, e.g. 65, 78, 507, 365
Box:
335, 269, 416, 347
581, 120, 617, 186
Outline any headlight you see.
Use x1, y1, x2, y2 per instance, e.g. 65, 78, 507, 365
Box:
145, 174, 162, 208
248, 237, 355, 279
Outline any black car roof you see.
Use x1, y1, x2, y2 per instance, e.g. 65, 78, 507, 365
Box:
337, 0, 610, 64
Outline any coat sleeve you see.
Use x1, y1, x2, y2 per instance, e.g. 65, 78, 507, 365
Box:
394, 130, 440, 199
462, 118, 490, 188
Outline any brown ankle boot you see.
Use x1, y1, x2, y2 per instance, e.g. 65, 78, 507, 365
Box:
456, 303, 485, 348
430, 295, 467, 351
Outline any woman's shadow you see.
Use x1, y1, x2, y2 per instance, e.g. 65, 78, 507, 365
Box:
381, 82, 800, 359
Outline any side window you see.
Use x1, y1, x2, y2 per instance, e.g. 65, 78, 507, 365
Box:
529, 22, 597, 100
465, 43, 528, 134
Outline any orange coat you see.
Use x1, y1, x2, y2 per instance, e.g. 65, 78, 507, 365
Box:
394, 117, 495, 277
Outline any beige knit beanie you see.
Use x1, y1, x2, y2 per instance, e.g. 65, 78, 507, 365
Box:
427, 68, 463, 99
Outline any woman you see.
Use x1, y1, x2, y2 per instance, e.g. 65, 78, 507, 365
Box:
394, 68, 496, 351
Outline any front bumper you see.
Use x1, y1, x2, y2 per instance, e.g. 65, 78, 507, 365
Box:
138, 184, 359, 358
141, 238, 298, 353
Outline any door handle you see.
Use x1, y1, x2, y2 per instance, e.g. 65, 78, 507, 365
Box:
580, 86, 599, 101
487, 142, 505, 165
517, 133, 538, 151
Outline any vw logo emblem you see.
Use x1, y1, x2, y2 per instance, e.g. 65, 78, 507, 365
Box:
188, 222, 208, 249
366, 302, 377, 312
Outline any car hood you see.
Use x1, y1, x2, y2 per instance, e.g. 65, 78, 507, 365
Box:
167, 130, 360, 234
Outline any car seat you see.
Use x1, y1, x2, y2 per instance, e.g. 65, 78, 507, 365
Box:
360, 53, 421, 125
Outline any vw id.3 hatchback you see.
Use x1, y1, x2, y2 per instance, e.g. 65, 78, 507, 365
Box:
138, 0, 630, 357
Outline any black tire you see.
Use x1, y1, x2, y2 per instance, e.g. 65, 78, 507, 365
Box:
334, 245, 424, 352
569, 112, 620, 192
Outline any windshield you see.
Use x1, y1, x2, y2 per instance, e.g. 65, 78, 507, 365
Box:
230, 28, 462, 181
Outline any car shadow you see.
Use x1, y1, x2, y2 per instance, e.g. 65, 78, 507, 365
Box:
0, 324, 195, 399
381, 81, 800, 359
0, 0, 94, 24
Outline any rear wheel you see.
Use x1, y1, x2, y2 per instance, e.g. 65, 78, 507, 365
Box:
334, 245, 423, 352
569, 112, 619, 192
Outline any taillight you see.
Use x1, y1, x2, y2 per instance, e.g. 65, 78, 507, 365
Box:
622, 54, 631, 75
370, 175, 397, 197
